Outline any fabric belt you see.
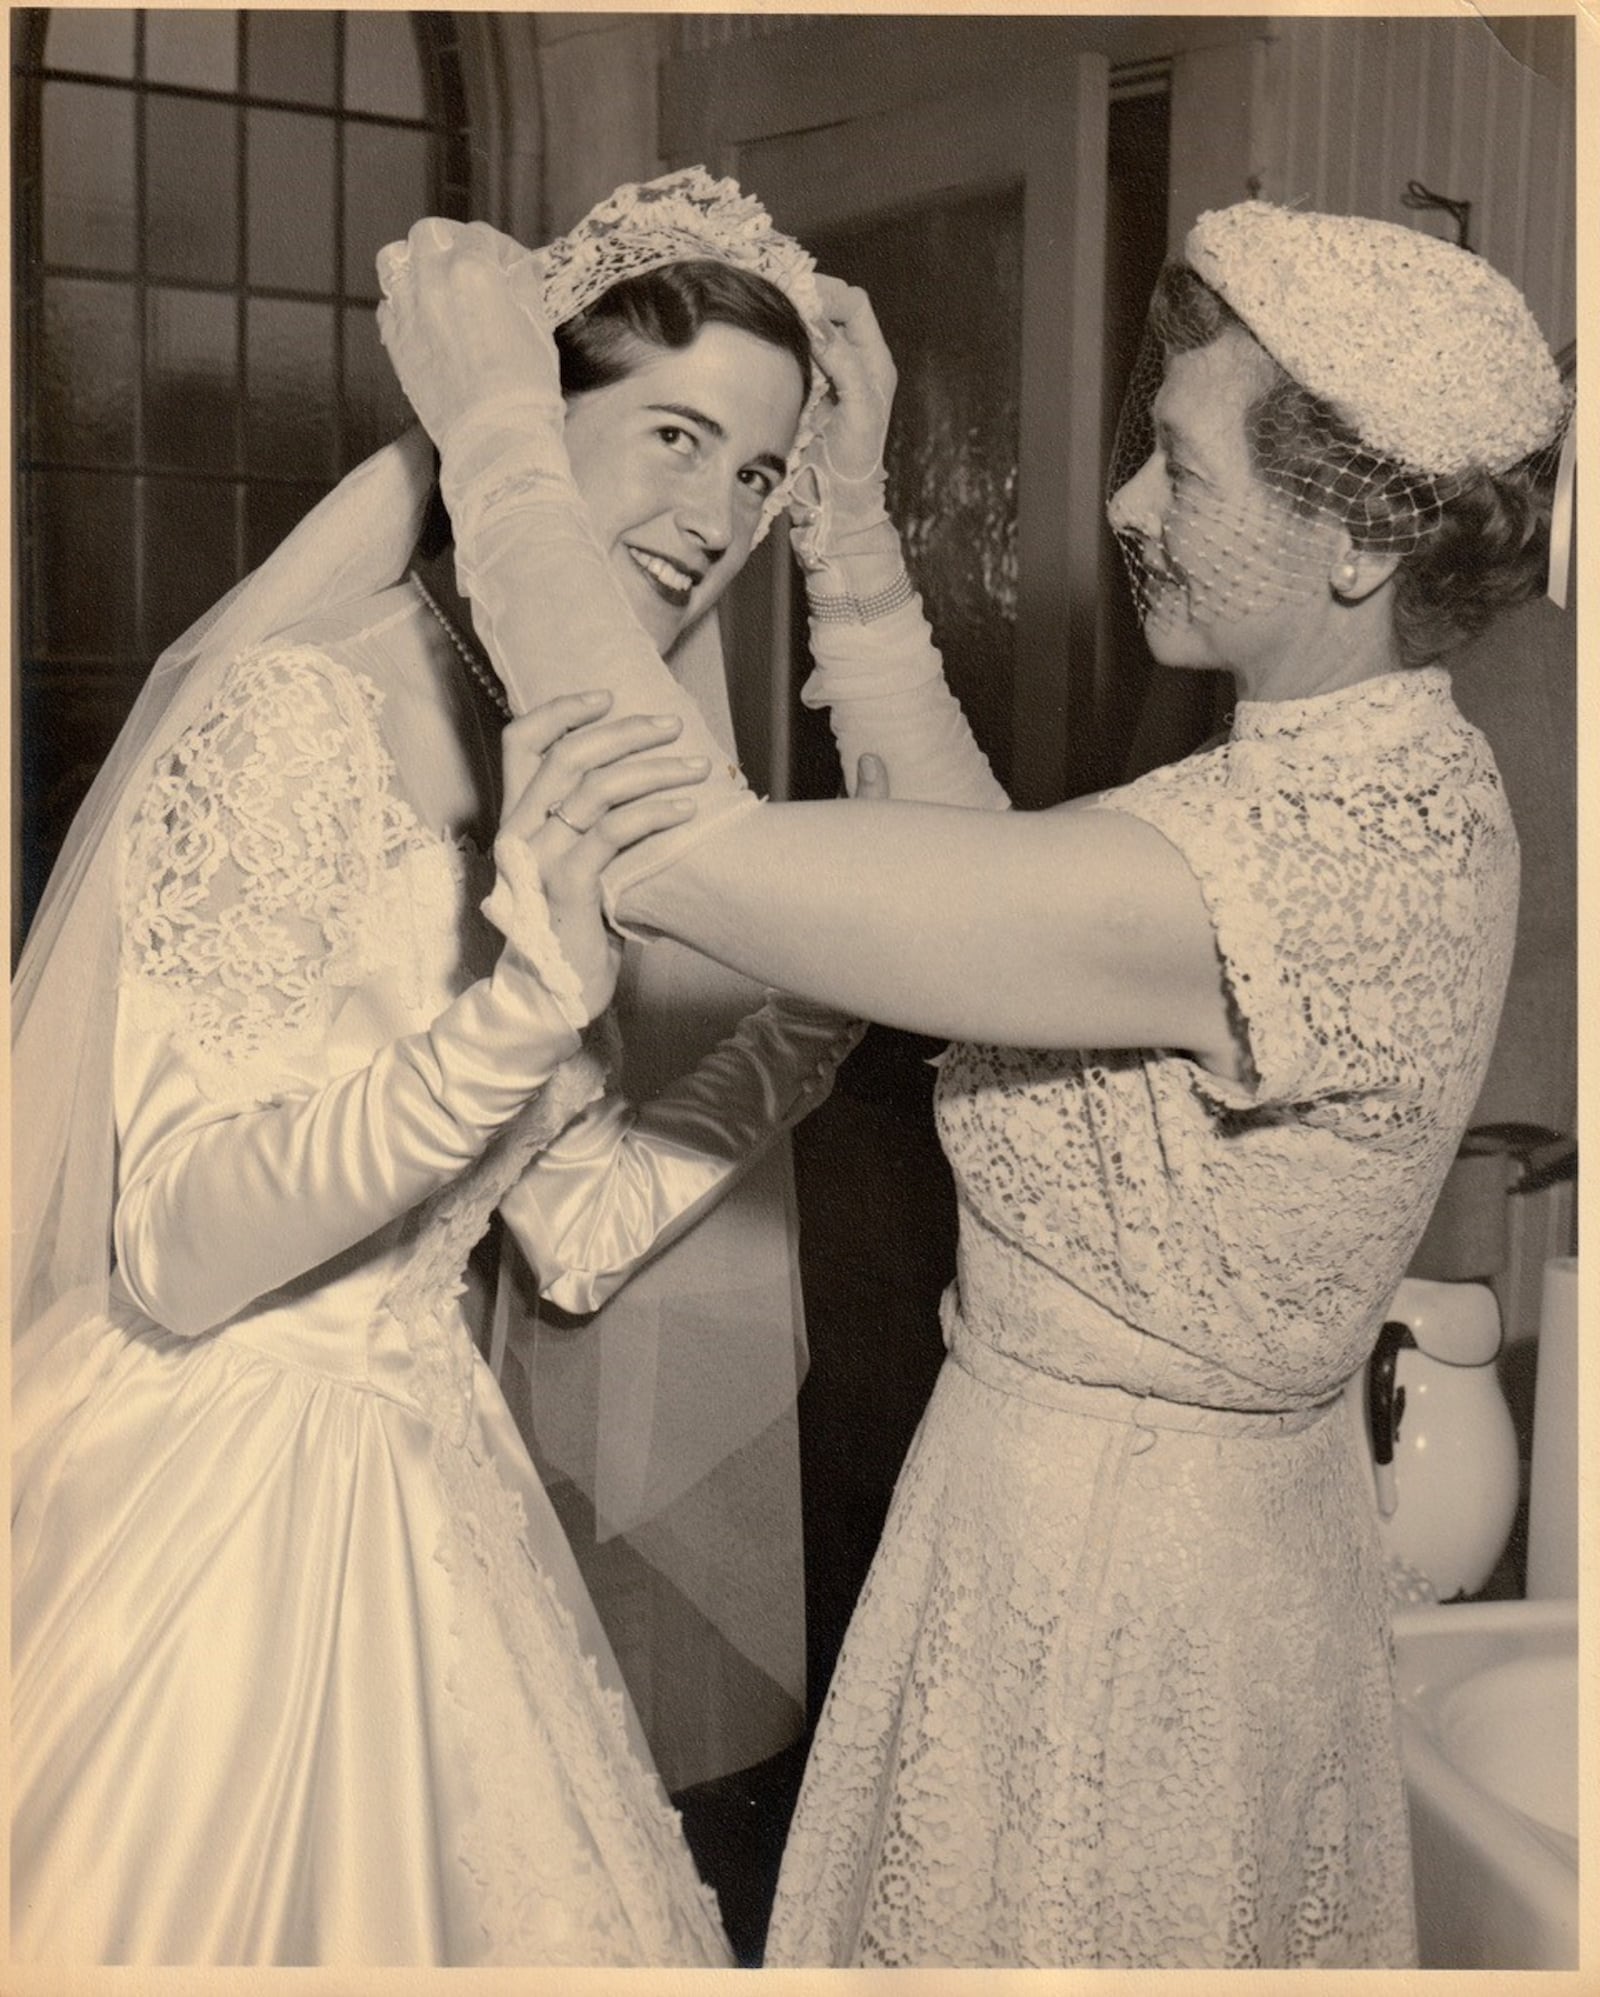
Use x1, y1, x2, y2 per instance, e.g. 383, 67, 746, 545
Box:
942, 1290, 1340, 1441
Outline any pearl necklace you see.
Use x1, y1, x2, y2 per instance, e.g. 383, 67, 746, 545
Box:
408, 569, 513, 722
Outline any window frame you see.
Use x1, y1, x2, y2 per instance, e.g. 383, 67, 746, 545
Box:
11, 8, 472, 943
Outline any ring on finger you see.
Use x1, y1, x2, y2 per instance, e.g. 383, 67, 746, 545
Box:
548, 797, 586, 835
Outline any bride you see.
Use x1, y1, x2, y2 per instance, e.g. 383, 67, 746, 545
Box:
10, 171, 887, 1966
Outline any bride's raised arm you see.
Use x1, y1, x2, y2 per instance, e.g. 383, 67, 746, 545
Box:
378, 220, 761, 851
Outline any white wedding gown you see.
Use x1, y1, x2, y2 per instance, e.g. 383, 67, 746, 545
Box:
11, 600, 730, 1967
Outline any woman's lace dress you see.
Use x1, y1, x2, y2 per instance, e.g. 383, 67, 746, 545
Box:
10, 590, 729, 1967
766, 668, 1519, 1968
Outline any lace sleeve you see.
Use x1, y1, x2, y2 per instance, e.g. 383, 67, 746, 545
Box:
119, 644, 430, 1101
1094, 743, 1518, 1139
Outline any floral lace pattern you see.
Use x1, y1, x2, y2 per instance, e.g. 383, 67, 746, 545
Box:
768, 669, 1513, 1967
768, 1362, 1415, 1967
541, 167, 823, 339
937, 668, 1518, 1406
431, 1417, 728, 1965
120, 646, 434, 1100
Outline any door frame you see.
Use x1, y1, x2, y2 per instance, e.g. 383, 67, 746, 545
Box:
663, 15, 1269, 253
662, 14, 1269, 181
735, 61, 1107, 807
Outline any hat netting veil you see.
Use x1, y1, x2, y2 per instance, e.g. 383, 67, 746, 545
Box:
1107, 205, 1571, 640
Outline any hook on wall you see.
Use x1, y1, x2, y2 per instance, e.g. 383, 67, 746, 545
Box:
1401, 181, 1473, 253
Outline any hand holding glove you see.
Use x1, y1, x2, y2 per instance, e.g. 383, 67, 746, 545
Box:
788, 276, 905, 598
376, 216, 754, 891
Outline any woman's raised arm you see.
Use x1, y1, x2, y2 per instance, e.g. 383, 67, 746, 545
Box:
376, 222, 757, 857
615, 796, 1239, 1069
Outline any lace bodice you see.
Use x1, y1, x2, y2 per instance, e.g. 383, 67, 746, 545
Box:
111, 623, 610, 1432
935, 667, 1519, 1410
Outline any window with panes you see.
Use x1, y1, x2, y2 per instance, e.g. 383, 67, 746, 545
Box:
13, 8, 471, 936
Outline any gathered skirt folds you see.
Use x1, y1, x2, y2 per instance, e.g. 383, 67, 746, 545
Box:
765, 1331, 1419, 1969
10, 1302, 730, 1967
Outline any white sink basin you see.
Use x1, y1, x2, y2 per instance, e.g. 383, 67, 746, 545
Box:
1392, 1597, 1578, 1969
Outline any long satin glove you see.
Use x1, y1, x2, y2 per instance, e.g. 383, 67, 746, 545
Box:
501, 996, 864, 1314
788, 274, 1008, 813
115, 862, 597, 1341
802, 591, 1011, 812
377, 223, 755, 901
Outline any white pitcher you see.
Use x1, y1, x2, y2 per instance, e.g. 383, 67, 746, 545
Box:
1347, 1274, 1521, 1601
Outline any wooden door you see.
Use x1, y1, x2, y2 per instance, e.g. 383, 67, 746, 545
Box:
716, 61, 1111, 810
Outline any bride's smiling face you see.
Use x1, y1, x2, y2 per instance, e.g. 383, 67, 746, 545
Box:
562, 323, 806, 654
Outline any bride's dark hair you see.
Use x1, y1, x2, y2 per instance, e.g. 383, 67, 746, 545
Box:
555, 258, 814, 402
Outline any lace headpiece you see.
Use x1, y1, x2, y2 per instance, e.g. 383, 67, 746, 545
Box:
541, 166, 832, 537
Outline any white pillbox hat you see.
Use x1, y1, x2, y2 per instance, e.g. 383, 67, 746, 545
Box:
1185, 202, 1567, 477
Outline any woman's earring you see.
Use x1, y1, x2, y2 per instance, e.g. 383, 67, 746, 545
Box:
1332, 557, 1363, 601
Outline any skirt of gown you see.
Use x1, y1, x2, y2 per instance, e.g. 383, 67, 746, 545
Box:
765, 1320, 1419, 1970
11, 1292, 730, 1967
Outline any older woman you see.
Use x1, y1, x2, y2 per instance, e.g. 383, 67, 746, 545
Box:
377, 201, 1566, 1967
9, 171, 910, 1965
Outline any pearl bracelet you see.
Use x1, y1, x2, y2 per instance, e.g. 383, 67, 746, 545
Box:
806, 569, 917, 625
